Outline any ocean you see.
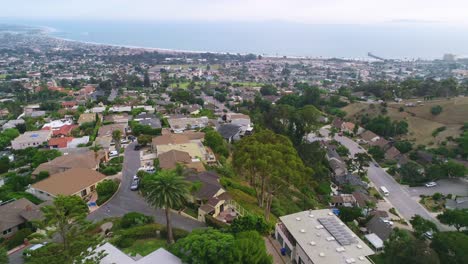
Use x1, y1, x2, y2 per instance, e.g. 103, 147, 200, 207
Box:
2, 19, 468, 59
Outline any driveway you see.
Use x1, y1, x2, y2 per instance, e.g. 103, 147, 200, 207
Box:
323, 129, 451, 231
405, 178, 468, 197
8, 246, 31, 264
87, 142, 205, 231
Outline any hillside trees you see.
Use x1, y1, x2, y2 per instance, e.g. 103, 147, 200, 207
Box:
233, 130, 312, 220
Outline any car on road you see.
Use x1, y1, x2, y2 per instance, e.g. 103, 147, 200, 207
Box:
425, 182, 437, 187
130, 178, 140, 191
109, 150, 119, 157
380, 186, 389, 196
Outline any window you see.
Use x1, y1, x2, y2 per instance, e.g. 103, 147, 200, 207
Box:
81, 189, 87, 197
3, 228, 12, 235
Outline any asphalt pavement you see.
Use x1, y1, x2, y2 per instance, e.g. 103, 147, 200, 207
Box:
87, 142, 205, 231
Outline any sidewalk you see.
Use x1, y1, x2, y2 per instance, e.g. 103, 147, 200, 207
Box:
264, 236, 288, 264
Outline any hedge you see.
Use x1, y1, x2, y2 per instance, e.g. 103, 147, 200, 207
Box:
113, 223, 189, 247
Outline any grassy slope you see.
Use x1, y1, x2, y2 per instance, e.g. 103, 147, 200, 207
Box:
342, 97, 468, 146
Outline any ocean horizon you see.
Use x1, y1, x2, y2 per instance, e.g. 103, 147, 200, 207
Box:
2, 19, 468, 59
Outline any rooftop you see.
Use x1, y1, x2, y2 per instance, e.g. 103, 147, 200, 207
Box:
31, 168, 106, 196
279, 209, 374, 264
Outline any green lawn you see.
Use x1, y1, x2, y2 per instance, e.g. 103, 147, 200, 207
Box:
0, 74, 6, 80
122, 238, 167, 257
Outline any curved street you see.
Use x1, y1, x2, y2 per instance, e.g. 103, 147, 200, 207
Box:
87, 142, 205, 231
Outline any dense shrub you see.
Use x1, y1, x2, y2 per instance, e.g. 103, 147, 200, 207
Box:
205, 215, 229, 229
3, 228, 32, 250
114, 237, 135, 248
96, 179, 119, 205
220, 177, 256, 196
229, 215, 271, 235
120, 212, 153, 229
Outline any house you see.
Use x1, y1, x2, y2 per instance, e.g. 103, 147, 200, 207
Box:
186, 171, 237, 223
94, 243, 181, 264
28, 168, 106, 201
158, 150, 205, 172
51, 124, 78, 137
360, 130, 380, 143
0, 198, 44, 238
32, 150, 103, 176
104, 113, 130, 124
11, 130, 52, 150
275, 209, 375, 264
352, 192, 377, 208
445, 196, 468, 210
217, 124, 242, 143
384, 146, 401, 160
369, 138, 389, 149
182, 104, 201, 115
98, 123, 127, 137
342, 122, 356, 133
365, 216, 394, 249
2, 119, 25, 130
48, 137, 74, 149
67, 136, 90, 148
326, 148, 347, 177
330, 194, 357, 207
226, 113, 252, 132
167, 116, 209, 133
134, 113, 162, 129
78, 113, 97, 125
332, 118, 344, 130
152, 133, 215, 163
61, 101, 77, 109
335, 173, 368, 189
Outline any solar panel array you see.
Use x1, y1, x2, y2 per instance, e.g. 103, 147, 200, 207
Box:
317, 217, 357, 246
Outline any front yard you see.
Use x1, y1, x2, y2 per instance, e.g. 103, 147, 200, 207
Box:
122, 238, 167, 257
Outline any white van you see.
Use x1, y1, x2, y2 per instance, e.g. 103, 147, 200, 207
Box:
380, 186, 389, 196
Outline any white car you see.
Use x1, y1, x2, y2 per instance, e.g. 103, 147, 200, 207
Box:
109, 150, 119, 157
425, 182, 437, 187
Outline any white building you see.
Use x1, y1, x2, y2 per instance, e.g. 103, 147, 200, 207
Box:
11, 130, 52, 150
275, 209, 374, 264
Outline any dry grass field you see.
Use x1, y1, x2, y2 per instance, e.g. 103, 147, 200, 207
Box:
342, 96, 468, 146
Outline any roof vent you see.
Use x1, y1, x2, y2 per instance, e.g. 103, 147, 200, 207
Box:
339, 222, 345, 226
328, 212, 334, 216
309, 241, 316, 246
309, 214, 314, 218
319, 253, 325, 257
336, 247, 346, 252
300, 229, 306, 233
357, 244, 363, 249
316, 233, 321, 237
326, 236, 335, 241
316, 225, 324, 229
296, 217, 301, 221
359, 256, 365, 261
346, 258, 356, 263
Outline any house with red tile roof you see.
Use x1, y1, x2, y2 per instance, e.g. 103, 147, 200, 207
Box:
48, 137, 74, 149
52, 124, 78, 137
61, 101, 78, 109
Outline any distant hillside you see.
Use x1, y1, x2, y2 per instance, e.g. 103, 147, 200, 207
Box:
342, 96, 468, 146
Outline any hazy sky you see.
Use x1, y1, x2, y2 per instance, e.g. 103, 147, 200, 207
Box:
3, 0, 468, 25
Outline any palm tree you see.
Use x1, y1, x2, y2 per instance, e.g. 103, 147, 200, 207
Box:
89, 144, 103, 160
112, 130, 122, 151
143, 170, 189, 244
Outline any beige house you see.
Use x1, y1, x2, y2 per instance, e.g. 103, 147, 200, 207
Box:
78, 113, 97, 125
28, 168, 106, 201
11, 130, 52, 150
32, 150, 105, 177
0, 198, 44, 238
152, 133, 215, 163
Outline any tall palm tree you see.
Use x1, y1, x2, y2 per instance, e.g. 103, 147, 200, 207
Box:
143, 169, 189, 244
112, 130, 122, 151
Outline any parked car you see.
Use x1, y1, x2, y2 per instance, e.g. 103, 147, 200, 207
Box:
134, 144, 142, 151
425, 182, 437, 187
120, 138, 129, 144
23, 243, 48, 257
109, 150, 119, 157
424, 231, 434, 239
130, 178, 140, 191
128, 135, 136, 141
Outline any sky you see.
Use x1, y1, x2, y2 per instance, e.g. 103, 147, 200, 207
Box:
2, 0, 468, 25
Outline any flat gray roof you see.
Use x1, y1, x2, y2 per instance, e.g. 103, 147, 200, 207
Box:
279, 209, 374, 264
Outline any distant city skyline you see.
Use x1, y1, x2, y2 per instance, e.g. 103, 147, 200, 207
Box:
2, 0, 468, 26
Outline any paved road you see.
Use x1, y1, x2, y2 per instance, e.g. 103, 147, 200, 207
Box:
8, 245, 31, 264
87, 142, 205, 231
319, 127, 451, 230
406, 178, 468, 197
